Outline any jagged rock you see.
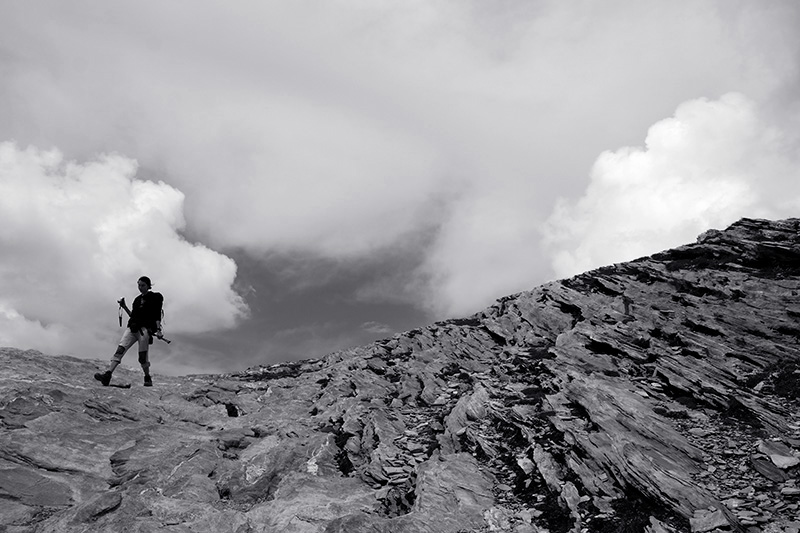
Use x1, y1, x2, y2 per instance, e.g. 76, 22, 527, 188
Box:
71, 492, 122, 523
648, 516, 680, 533
1, 217, 800, 532
690, 508, 729, 532
758, 440, 800, 469
751, 455, 790, 483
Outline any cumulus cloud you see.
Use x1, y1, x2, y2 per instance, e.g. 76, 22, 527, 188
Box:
415, 181, 546, 316
544, 93, 800, 279
5, 2, 794, 262
360, 321, 393, 335
0, 142, 247, 357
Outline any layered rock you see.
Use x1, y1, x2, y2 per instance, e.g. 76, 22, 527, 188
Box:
1, 217, 799, 533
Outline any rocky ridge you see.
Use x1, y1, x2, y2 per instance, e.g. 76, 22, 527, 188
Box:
1, 217, 799, 533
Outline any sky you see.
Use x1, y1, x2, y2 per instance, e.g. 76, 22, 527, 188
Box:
1, 1, 799, 376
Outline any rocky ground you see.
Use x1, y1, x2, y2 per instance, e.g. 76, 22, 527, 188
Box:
1, 217, 799, 533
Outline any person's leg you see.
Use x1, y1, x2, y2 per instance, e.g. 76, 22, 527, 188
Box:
107, 346, 125, 373
110, 330, 137, 371
95, 330, 135, 385
137, 330, 152, 386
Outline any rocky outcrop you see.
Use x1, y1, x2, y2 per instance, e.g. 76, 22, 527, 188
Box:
1, 217, 799, 533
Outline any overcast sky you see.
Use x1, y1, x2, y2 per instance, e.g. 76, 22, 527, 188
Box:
1, 1, 798, 376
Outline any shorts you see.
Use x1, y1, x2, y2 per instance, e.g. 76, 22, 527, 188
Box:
118, 328, 150, 353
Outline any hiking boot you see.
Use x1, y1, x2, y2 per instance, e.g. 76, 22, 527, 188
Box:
94, 371, 112, 386
143, 375, 153, 387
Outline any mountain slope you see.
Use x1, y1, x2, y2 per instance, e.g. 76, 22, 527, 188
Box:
1, 217, 799, 533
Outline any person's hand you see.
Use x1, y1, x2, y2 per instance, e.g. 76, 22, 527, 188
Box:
117, 297, 125, 306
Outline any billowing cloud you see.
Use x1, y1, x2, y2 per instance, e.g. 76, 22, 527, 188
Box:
544, 93, 800, 279
415, 181, 546, 315
0, 142, 247, 357
4, 3, 797, 264
360, 321, 393, 336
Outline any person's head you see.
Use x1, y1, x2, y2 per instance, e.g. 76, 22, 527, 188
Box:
137, 276, 152, 294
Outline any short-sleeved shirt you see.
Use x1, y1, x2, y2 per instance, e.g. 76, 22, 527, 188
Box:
127, 291, 163, 333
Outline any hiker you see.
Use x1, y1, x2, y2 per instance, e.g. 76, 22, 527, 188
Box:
94, 276, 164, 387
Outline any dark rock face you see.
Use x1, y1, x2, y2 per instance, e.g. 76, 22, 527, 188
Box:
1, 217, 799, 533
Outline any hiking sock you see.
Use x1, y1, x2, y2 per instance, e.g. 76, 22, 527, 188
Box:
141, 359, 152, 386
